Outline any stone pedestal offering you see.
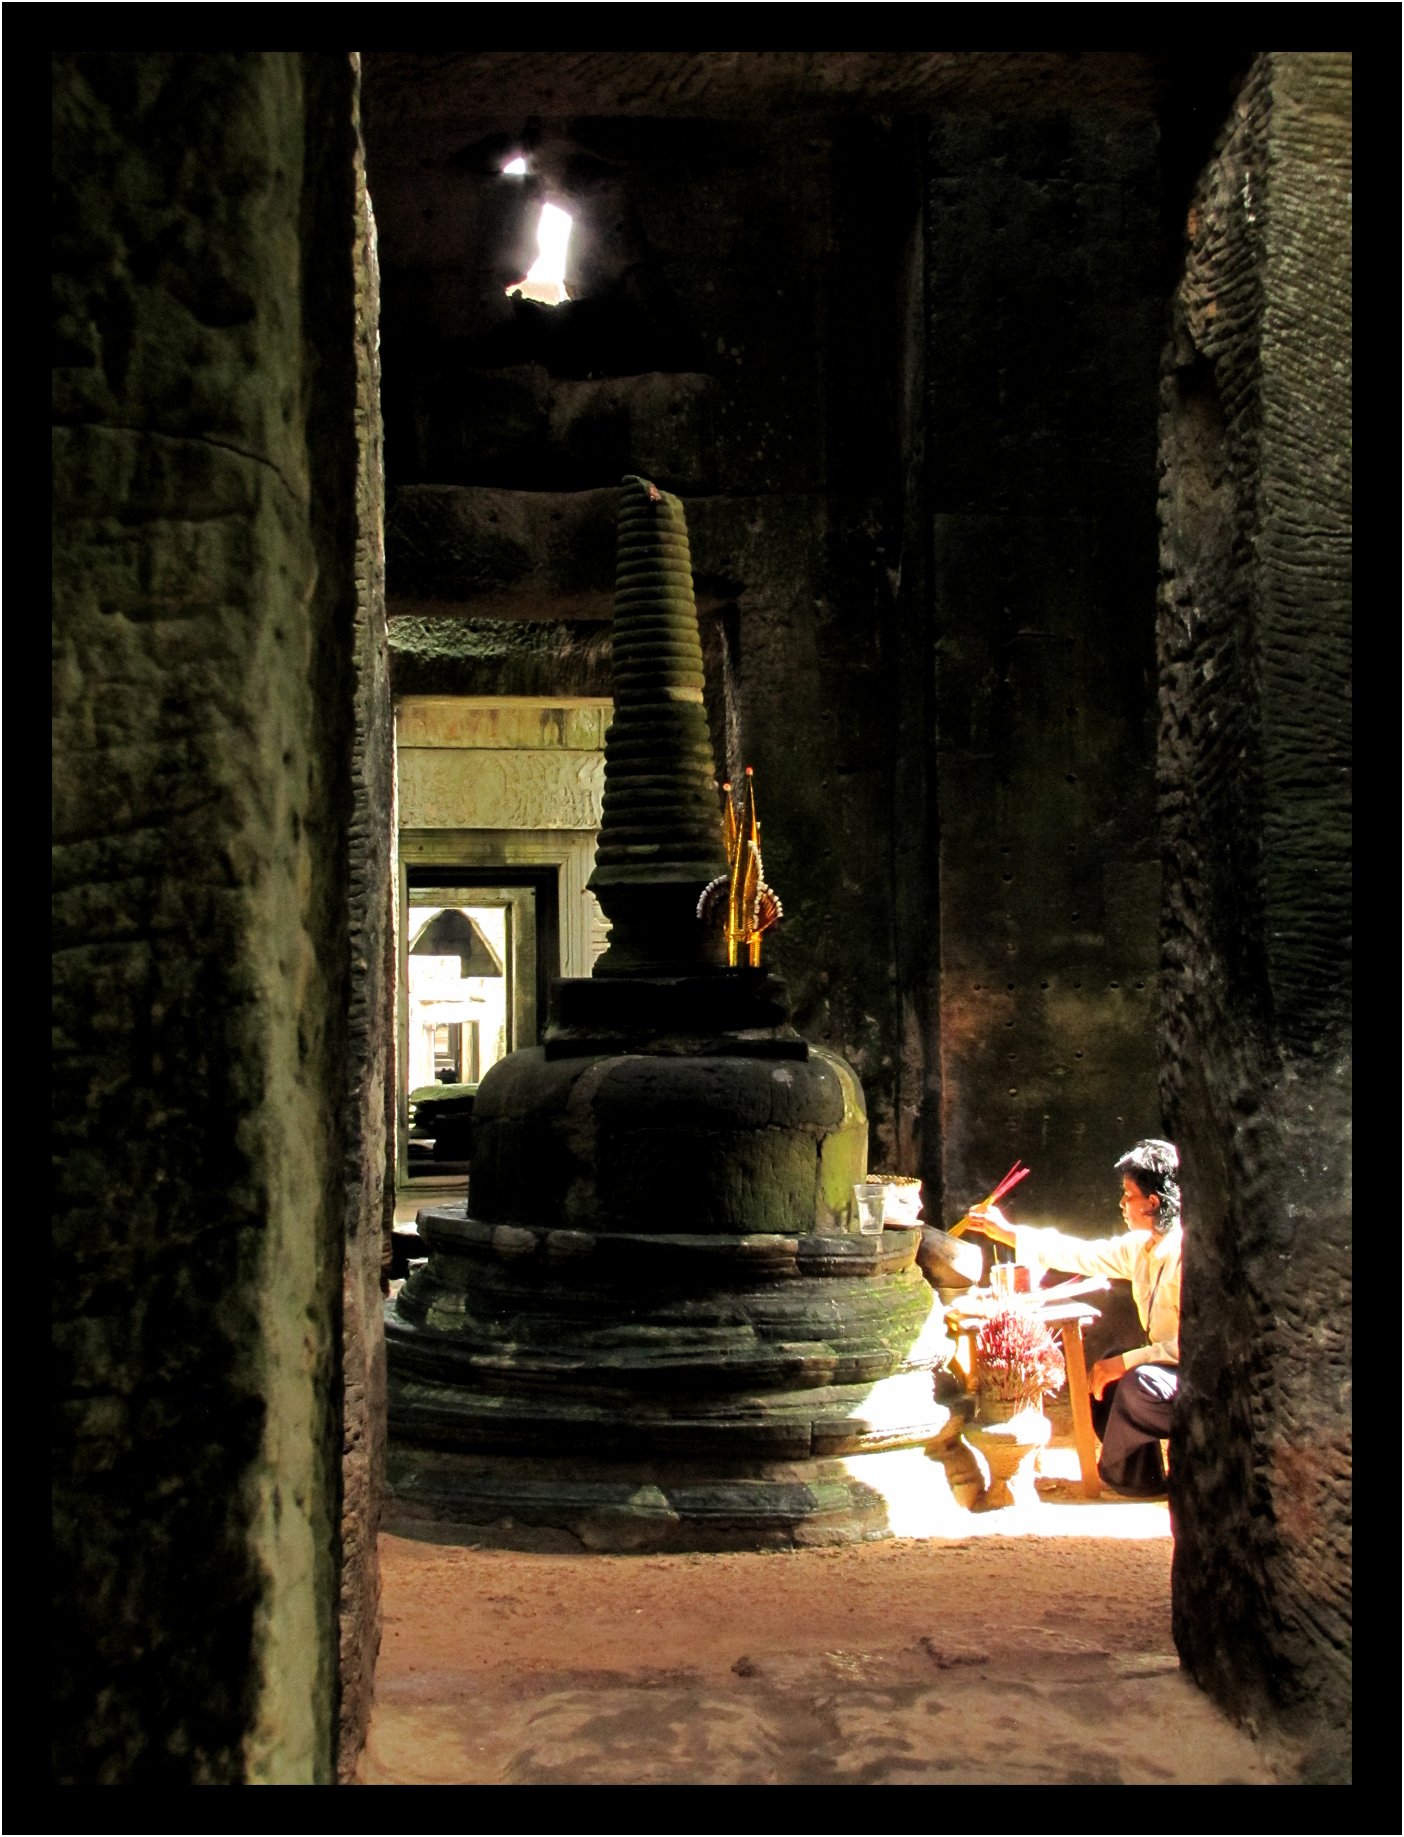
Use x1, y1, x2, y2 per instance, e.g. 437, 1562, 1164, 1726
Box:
965, 1397, 1053, 1510
385, 476, 952, 1549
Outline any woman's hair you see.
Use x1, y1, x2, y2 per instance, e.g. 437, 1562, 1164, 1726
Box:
1114, 1138, 1180, 1233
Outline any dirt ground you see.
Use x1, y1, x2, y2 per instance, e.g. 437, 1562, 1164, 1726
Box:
356, 1454, 1302, 1789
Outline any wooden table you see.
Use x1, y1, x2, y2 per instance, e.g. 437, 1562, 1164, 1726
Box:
944, 1296, 1104, 1499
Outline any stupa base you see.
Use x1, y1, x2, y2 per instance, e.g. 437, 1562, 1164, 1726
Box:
384, 1208, 958, 1549
382, 1436, 964, 1553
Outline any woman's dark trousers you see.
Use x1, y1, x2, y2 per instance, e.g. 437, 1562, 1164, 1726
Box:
1090, 1363, 1177, 1494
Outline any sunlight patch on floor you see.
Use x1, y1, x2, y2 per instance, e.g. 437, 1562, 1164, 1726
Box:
841, 1442, 1173, 1542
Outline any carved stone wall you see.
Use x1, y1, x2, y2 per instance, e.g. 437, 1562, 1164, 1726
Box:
400, 746, 604, 831
336, 67, 392, 1784
1157, 53, 1351, 1779
52, 52, 374, 1784
397, 700, 606, 830
925, 109, 1168, 1229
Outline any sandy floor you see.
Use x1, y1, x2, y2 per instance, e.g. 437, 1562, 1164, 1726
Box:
357, 1448, 1297, 1788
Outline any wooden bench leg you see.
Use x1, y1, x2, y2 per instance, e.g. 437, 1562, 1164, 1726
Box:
1059, 1322, 1102, 1499
952, 1326, 979, 1393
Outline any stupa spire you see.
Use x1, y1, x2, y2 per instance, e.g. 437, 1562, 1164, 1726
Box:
588, 475, 728, 976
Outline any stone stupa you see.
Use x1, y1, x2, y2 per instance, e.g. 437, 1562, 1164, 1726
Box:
384, 475, 954, 1549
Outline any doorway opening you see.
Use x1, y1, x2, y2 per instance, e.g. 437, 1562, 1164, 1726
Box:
409, 905, 507, 1090
398, 863, 561, 1192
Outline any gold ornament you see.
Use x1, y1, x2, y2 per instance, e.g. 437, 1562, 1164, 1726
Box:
696, 767, 783, 967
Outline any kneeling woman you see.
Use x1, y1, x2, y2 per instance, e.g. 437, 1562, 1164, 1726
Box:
966, 1138, 1182, 1497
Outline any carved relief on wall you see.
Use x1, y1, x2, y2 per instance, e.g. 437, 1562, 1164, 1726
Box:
398, 746, 604, 831
396, 698, 609, 753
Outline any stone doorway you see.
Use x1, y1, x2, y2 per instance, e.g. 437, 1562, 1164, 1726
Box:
388, 693, 610, 1274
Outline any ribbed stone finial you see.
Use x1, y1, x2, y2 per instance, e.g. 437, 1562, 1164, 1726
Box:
588, 475, 728, 976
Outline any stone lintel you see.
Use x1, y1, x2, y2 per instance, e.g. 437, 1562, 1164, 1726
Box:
397, 744, 603, 830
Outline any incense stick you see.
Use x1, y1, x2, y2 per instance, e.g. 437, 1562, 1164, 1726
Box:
948, 1160, 1030, 1238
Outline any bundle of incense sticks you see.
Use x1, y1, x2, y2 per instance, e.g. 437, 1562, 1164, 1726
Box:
948, 1160, 1030, 1238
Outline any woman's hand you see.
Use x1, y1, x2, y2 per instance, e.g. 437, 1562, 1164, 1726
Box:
1089, 1354, 1127, 1400
962, 1204, 1015, 1247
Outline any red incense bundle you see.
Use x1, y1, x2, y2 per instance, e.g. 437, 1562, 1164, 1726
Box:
986, 1160, 1030, 1206
948, 1159, 1030, 1237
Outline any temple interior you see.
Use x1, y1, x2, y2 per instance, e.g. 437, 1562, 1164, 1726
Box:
53, 50, 1350, 1786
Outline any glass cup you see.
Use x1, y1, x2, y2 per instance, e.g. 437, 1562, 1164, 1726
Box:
853, 1182, 887, 1235
990, 1262, 1030, 1298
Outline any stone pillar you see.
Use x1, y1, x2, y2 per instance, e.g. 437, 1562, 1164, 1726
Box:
52, 52, 374, 1783
1157, 52, 1351, 1779
336, 61, 393, 1784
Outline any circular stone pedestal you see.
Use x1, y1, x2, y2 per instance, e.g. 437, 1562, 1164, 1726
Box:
385, 1207, 955, 1550
469, 1033, 867, 1237
385, 971, 955, 1550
